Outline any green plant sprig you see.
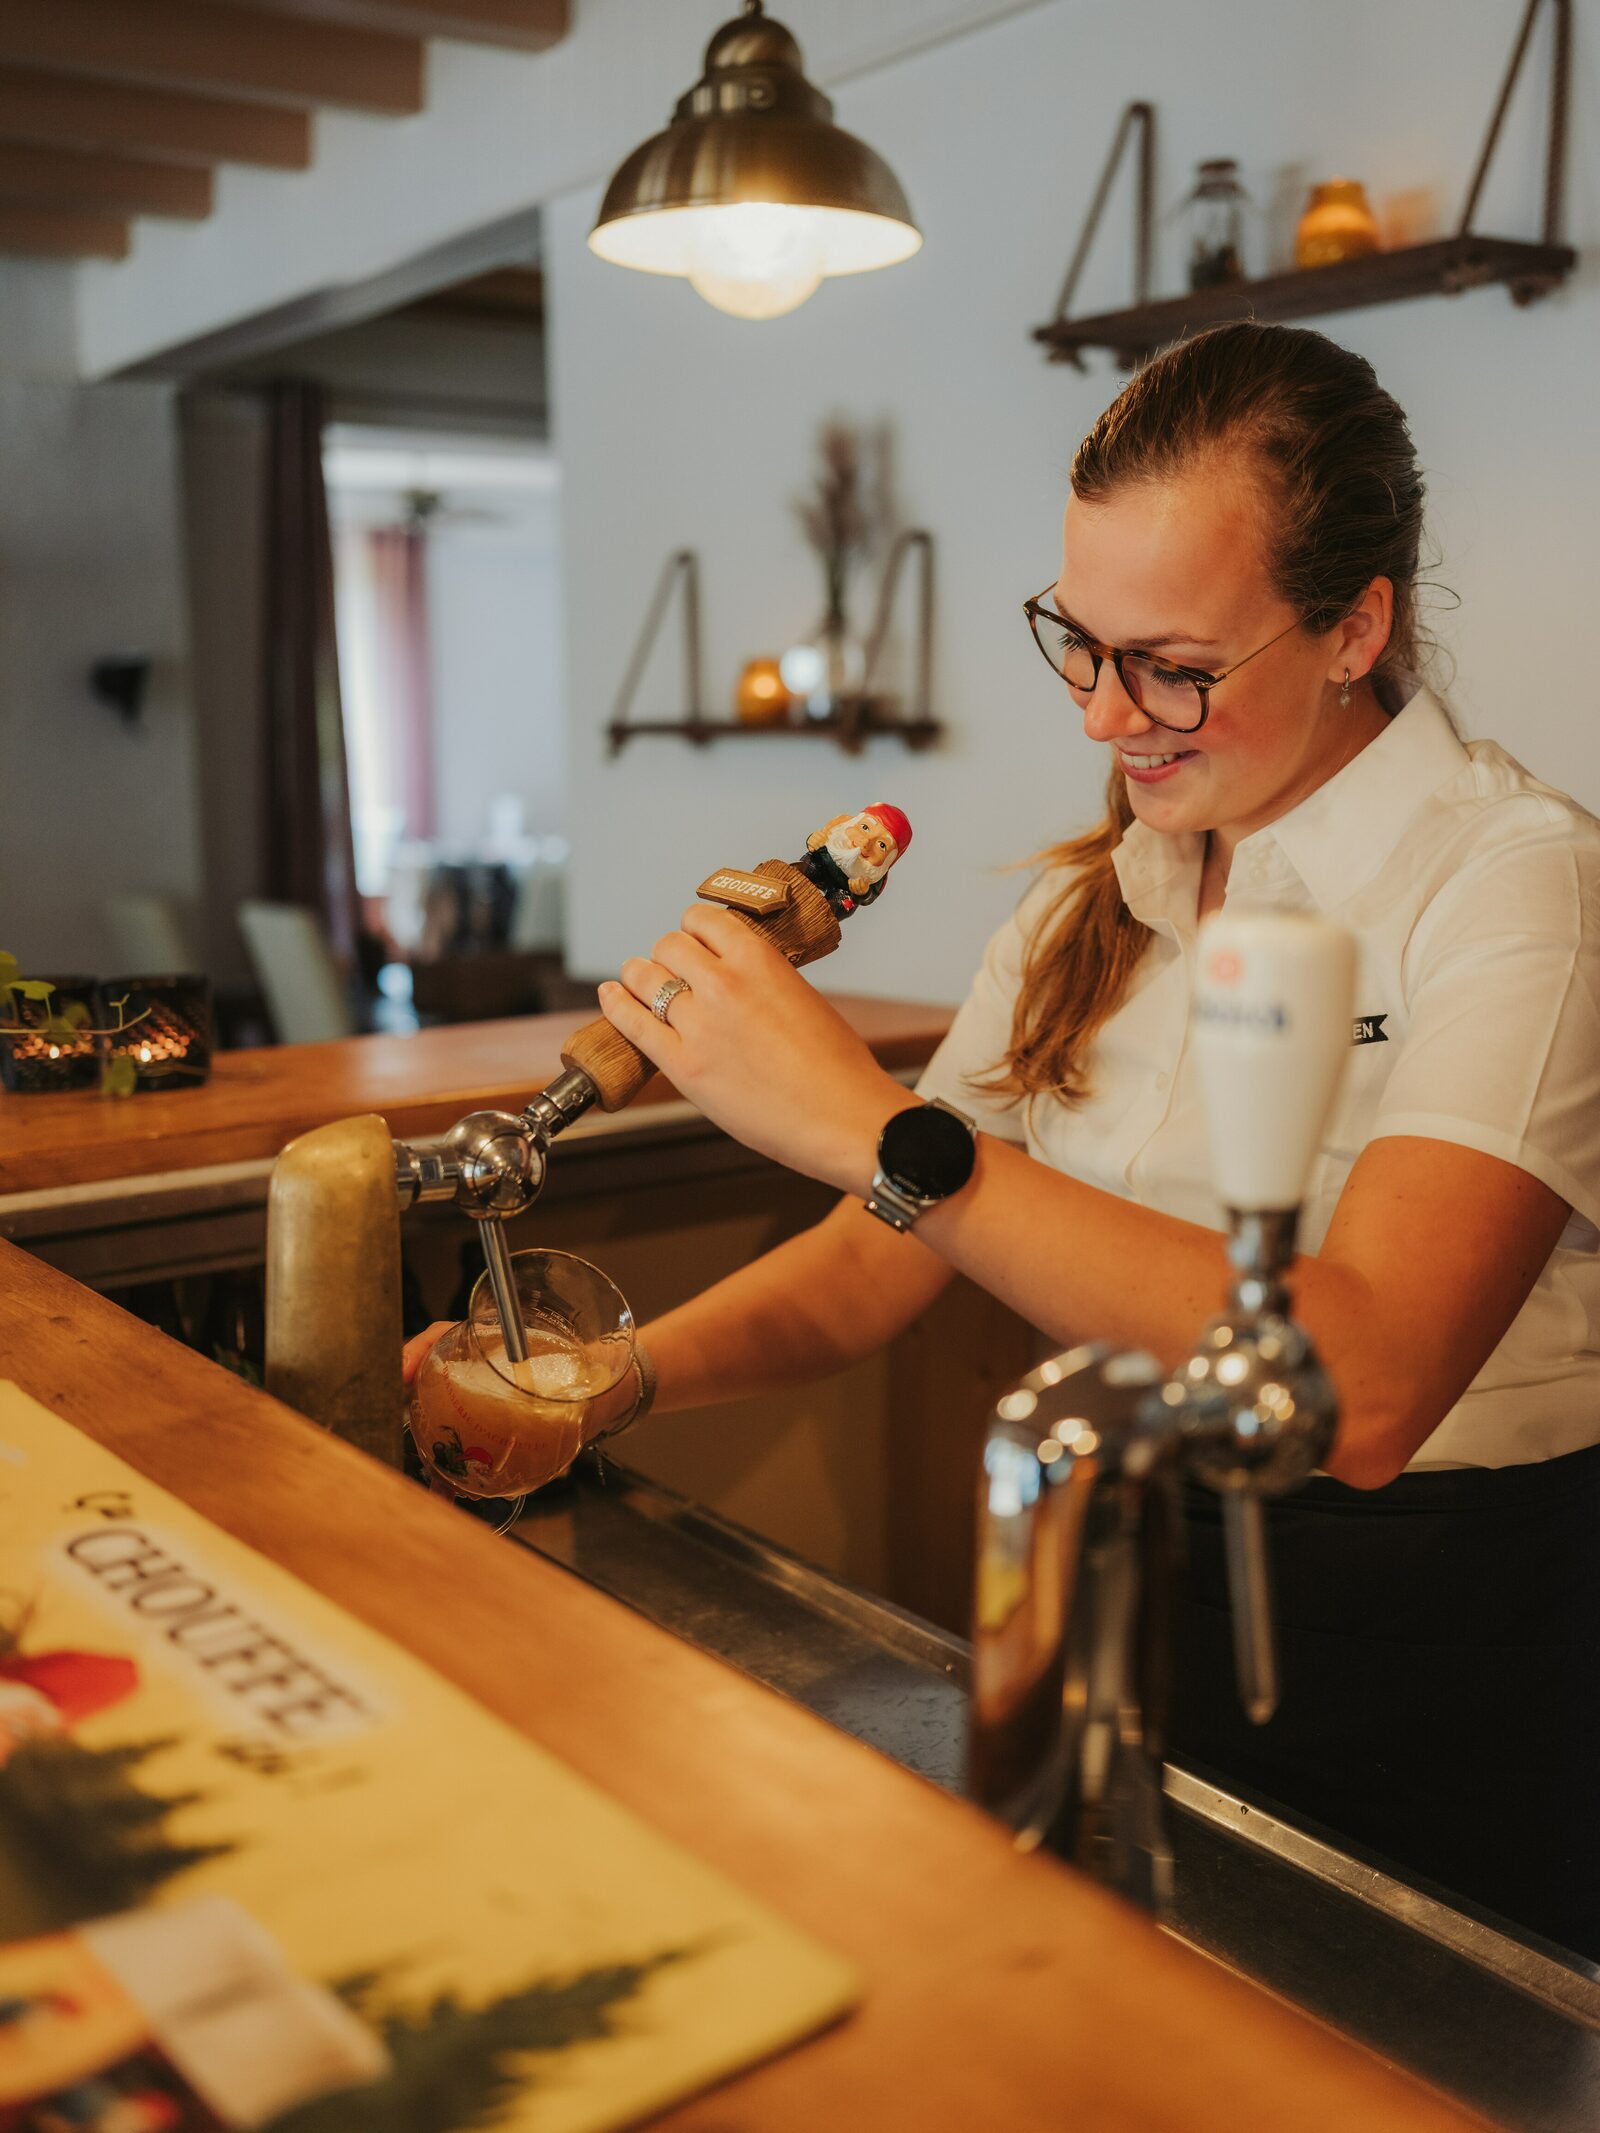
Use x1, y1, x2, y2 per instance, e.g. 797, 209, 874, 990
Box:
0, 950, 152, 1042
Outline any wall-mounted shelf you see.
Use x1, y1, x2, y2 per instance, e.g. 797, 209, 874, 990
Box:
607, 704, 942, 756
1037, 0, 1574, 370
606, 532, 944, 757
1035, 233, 1576, 368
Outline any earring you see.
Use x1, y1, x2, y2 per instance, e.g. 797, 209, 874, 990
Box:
1339, 667, 1352, 709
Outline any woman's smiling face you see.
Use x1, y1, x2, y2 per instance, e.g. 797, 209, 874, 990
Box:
1056, 458, 1393, 853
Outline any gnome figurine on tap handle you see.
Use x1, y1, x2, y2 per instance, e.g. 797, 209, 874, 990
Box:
388, 804, 913, 1367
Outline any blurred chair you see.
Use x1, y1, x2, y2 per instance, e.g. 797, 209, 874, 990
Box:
237, 900, 356, 1044
105, 892, 201, 974
510, 841, 567, 954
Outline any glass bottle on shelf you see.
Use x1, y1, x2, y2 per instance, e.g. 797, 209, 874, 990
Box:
1294, 179, 1380, 268
1183, 159, 1248, 290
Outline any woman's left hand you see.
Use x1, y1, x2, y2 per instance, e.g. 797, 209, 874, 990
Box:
598, 904, 907, 1194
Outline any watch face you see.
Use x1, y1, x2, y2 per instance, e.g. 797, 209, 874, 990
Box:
880, 1103, 976, 1201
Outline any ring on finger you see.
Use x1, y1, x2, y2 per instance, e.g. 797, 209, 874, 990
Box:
650, 975, 692, 1025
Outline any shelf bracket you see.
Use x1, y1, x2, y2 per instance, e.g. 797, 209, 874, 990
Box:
1457, 0, 1571, 251
853, 528, 935, 753
1045, 101, 1155, 370
606, 547, 706, 755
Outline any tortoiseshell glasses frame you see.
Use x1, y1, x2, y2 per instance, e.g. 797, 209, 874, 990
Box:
1023, 587, 1302, 734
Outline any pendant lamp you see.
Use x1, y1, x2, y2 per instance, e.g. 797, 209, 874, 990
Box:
589, 1, 921, 321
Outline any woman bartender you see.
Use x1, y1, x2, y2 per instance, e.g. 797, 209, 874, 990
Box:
416, 322, 1600, 1954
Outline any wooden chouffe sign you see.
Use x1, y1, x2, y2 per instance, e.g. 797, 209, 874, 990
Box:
560, 803, 914, 1114
0, 1382, 857, 2132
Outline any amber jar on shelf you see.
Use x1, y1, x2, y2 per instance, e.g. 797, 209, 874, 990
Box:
1295, 179, 1381, 268
734, 656, 793, 727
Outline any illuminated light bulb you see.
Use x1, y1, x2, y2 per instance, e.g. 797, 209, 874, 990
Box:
686, 203, 824, 320
139, 1044, 152, 1063
779, 644, 825, 696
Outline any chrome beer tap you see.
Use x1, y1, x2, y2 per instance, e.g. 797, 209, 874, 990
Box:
968, 911, 1356, 1909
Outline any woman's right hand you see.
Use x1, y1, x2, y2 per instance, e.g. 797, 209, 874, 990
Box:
402, 1322, 453, 1387
579, 1358, 647, 1447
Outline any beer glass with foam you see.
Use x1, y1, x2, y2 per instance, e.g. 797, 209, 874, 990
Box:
409, 1250, 635, 1509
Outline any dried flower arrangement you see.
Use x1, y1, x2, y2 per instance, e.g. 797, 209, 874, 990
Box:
793, 419, 891, 639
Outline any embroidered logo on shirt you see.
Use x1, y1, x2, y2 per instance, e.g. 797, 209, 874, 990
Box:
1351, 1014, 1389, 1046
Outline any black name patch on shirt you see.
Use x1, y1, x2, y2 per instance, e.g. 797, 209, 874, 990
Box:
1351, 1013, 1389, 1046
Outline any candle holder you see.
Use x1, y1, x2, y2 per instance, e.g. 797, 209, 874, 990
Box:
0, 973, 101, 1094
100, 973, 213, 1093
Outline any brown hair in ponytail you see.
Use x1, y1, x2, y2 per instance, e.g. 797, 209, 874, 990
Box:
981, 320, 1429, 1107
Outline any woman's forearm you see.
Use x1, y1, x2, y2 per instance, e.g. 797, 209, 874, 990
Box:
843, 1122, 1566, 1491
641, 1198, 951, 1415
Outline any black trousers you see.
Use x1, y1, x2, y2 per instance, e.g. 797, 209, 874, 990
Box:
1171, 1441, 1600, 1960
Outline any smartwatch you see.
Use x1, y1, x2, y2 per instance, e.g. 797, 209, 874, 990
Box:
864, 1098, 977, 1233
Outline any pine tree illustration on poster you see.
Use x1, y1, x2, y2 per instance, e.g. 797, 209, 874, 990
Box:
265, 1953, 694, 2133
0, 1725, 700, 2131
0, 1733, 234, 1935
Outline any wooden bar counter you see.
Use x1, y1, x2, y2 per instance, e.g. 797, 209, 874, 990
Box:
0, 995, 954, 1197
0, 1237, 1484, 2132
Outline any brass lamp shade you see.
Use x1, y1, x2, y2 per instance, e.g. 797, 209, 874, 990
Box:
590, 1, 920, 316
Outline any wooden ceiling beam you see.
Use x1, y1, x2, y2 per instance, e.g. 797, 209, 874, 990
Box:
407, 264, 544, 322
232, 0, 568, 52
0, 142, 213, 219
0, 203, 128, 259
0, 69, 311, 169
0, 0, 424, 116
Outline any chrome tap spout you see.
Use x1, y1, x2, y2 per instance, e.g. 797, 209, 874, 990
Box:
969, 1343, 1177, 1909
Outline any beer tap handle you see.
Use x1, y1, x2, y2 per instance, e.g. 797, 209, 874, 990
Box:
557, 808, 911, 1114
1195, 909, 1356, 1222
1182, 910, 1358, 1724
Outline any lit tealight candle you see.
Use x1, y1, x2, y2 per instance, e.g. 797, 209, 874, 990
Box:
735, 656, 793, 728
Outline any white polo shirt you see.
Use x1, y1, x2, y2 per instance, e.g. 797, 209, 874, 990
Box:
917, 688, 1600, 1469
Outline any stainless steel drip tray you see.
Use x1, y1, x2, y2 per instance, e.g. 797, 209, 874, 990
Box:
513, 1463, 1600, 2133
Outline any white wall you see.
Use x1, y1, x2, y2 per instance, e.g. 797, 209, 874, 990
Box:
545, 0, 1600, 998
0, 264, 203, 979
427, 493, 567, 854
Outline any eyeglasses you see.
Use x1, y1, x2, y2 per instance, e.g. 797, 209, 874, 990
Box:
1022, 587, 1302, 735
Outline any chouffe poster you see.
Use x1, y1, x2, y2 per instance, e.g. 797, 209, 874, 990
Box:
0, 1382, 857, 2131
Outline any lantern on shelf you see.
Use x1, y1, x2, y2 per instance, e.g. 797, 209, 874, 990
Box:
735, 656, 793, 726
1295, 179, 1381, 268
0, 975, 99, 1095
102, 975, 214, 1093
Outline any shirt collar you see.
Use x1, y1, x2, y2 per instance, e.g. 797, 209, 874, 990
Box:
1110, 687, 1466, 923
1111, 819, 1203, 930
1244, 687, 1467, 910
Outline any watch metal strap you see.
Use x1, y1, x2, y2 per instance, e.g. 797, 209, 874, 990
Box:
863, 1175, 927, 1233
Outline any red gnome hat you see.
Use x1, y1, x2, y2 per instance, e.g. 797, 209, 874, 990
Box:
863, 803, 911, 856
0, 1649, 139, 1724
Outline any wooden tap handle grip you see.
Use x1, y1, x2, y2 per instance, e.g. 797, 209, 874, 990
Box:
558, 859, 842, 1113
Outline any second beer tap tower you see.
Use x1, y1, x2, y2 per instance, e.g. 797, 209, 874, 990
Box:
969, 909, 1356, 1910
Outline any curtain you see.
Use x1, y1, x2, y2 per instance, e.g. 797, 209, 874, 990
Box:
366, 523, 436, 845
261, 380, 359, 964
